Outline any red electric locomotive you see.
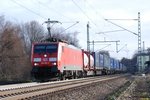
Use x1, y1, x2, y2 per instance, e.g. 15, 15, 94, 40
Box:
31, 40, 93, 81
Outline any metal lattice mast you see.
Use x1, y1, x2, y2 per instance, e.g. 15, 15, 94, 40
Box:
138, 12, 142, 72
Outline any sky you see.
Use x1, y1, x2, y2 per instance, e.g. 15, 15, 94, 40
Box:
0, 0, 150, 60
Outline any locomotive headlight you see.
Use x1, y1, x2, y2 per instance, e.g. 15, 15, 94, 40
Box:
52, 62, 56, 65
34, 63, 39, 66
44, 54, 47, 57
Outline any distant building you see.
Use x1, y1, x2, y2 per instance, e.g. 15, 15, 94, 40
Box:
137, 51, 150, 72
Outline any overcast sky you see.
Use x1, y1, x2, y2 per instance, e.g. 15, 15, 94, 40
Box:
0, 0, 150, 59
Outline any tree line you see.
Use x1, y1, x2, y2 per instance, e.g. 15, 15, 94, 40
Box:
121, 48, 150, 74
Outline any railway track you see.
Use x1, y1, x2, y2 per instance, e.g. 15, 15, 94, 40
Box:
0, 75, 109, 91
0, 74, 128, 100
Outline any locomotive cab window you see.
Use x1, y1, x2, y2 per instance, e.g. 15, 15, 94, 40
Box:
34, 45, 46, 53
34, 44, 58, 53
46, 45, 58, 53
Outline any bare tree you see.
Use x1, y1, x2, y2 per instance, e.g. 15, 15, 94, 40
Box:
147, 48, 150, 54
24, 21, 45, 43
20, 21, 46, 55
51, 27, 80, 47
0, 17, 31, 81
0, 15, 5, 33
68, 31, 80, 47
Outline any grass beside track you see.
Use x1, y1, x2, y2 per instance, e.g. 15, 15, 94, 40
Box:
105, 80, 132, 100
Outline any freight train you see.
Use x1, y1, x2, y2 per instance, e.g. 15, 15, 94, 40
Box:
31, 39, 126, 81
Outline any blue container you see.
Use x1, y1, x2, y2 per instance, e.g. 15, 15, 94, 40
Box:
119, 63, 123, 70
116, 60, 119, 70
99, 54, 104, 67
110, 58, 114, 69
94, 52, 104, 69
95, 52, 100, 67
122, 64, 126, 71
113, 59, 117, 70
103, 54, 110, 69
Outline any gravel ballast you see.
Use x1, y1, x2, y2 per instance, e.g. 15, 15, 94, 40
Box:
36, 76, 130, 100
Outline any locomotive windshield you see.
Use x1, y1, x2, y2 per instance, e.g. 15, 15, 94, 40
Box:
34, 44, 58, 53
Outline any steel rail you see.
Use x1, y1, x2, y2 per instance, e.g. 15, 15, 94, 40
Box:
0, 74, 128, 100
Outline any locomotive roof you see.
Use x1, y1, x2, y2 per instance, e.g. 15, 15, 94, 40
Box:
33, 41, 81, 51
33, 37, 68, 45
33, 41, 59, 45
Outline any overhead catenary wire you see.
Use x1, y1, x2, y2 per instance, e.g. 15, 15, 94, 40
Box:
84, 0, 123, 43
117, 44, 127, 53
11, 0, 47, 20
34, 0, 82, 33
105, 19, 138, 36
36, 0, 88, 34
60, 21, 79, 34
36, 0, 74, 22
96, 30, 125, 34
100, 44, 111, 51
12, 0, 82, 34
95, 44, 111, 51
71, 0, 104, 47
85, 0, 108, 25
84, 0, 106, 21
71, 0, 98, 28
